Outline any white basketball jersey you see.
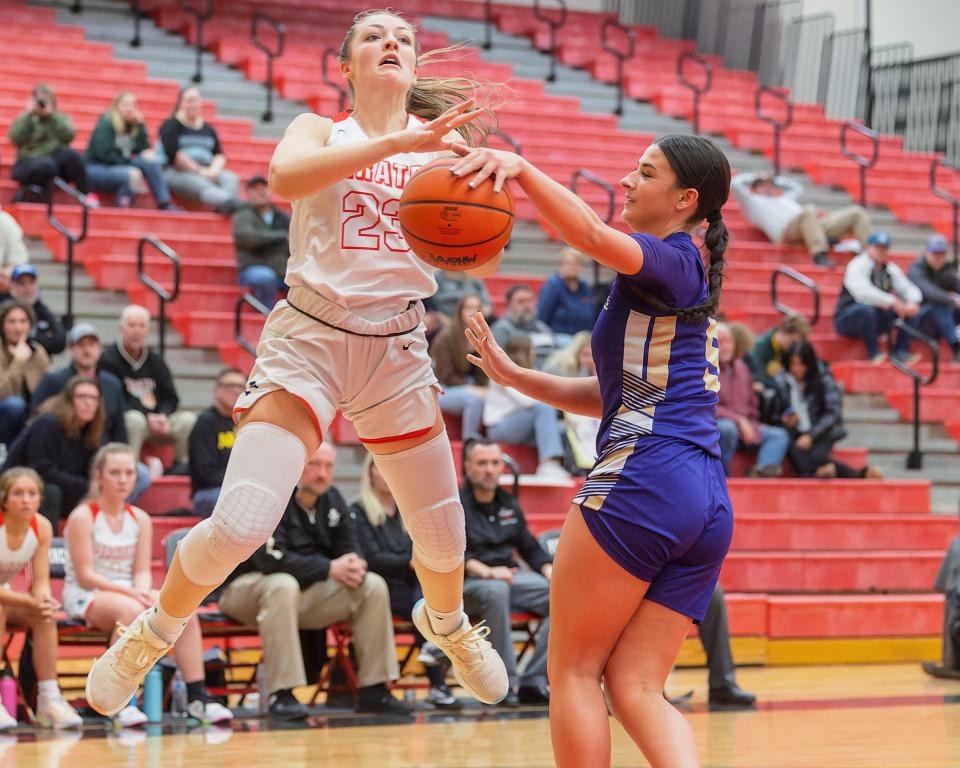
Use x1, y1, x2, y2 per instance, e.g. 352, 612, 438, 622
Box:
64, 505, 140, 589
0, 515, 38, 587
286, 112, 440, 322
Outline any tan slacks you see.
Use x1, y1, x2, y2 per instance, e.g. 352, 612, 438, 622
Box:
124, 409, 197, 464
781, 204, 873, 255
218, 571, 398, 695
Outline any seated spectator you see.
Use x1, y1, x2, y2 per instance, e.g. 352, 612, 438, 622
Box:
218, 444, 411, 718
716, 322, 789, 477
0, 207, 28, 295
0, 468, 84, 729
543, 332, 600, 472
159, 87, 240, 213
0, 299, 50, 446
432, 294, 488, 441
909, 234, 960, 364
86, 91, 175, 210
461, 439, 552, 707
232, 175, 290, 308
432, 270, 492, 319
8, 84, 90, 204
351, 453, 460, 710
769, 341, 882, 479
923, 535, 960, 680
491, 284, 557, 368
483, 335, 568, 479
188, 368, 244, 518
834, 232, 922, 364
699, 585, 757, 707
99, 305, 197, 472
731, 172, 871, 267
63, 444, 232, 727
537, 249, 598, 339
750, 313, 809, 388
7, 264, 65, 356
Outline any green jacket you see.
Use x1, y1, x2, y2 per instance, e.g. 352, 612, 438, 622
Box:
86, 114, 150, 165
751, 327, 783, 387
232, 205, 291, 278
8, 111, 75, 160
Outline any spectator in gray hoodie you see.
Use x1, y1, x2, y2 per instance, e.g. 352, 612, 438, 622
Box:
908, 235, 960, 364
490, 284, 557, 368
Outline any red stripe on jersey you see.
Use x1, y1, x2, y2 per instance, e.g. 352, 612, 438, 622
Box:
332, 111, 353, 123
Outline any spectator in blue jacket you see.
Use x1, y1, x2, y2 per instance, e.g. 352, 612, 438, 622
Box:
536, 249, 598, 340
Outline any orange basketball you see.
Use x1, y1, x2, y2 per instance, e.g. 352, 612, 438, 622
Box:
399, 158, 514, 271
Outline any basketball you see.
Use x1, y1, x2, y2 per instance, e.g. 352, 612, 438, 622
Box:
399, 158, 514, 271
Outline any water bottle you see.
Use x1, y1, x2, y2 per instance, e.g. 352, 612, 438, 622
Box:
0, 670, 16, 720
170, 670, 188, 718
142, 665, 163, 722
255, 663, 269, 715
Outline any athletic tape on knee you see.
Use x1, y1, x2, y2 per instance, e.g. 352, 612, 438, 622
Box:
371, 432, 465, 573
178, 422, 307, 586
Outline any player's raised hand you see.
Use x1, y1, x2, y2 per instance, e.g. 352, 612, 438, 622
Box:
392, 97, 479, 154
464, 313, 519, 386
448, 144, 525, 194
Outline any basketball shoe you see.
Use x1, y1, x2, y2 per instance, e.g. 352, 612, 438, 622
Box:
412, 599, 508, 705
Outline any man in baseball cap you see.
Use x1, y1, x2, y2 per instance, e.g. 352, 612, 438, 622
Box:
907, 234, 960, 363
232, 174, 290, 309
6, 263, 65, 355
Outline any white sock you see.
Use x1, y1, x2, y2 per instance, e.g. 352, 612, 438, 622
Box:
427, 602, 466, 636
37, 679, 61, 703
147, 603, 189, 645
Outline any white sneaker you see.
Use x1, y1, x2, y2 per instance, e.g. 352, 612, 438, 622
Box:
36, 697, 83, 729
186, 699, 233, 725
112, 704, 148, 728
417, 642, 442, 667
0, 707, 16, 731
534, 460, 572, 481
834, 238, 862, 254
412, 599, 508, 705
86, 612, 172, 716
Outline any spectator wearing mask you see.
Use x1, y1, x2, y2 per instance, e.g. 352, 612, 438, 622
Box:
908, 234, 960, 364
716, 322, 790, 477
86, 91, 174, 210
0, 208, 28, 296
99, 305, 196, 471
834, 232, 922, 365
491, 284, 557, 368
731, 172, 871, 267
352, 454, 461, 710
159, 87, 240, 213
232, 175, 291, 309
6, 264, 65, 357
217, 444, 411, 718
188, 368, 245, 518
8, 85, 90, 204
750, 313, 809, 388
536, 249, 598, 339
461, 439, 552, 707
431, 294, 488, 441
431, 271, 492, 319
0, 299, 50, 446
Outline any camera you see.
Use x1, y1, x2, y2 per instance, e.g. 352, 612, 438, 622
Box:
35, 99, 48, 110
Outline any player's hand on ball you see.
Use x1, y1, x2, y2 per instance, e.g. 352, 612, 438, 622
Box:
449, 144, 524, 193
392, 97, 479, 154
465, 313, 517, 386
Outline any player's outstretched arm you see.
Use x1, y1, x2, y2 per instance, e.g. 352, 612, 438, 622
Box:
464, 314, 602, 418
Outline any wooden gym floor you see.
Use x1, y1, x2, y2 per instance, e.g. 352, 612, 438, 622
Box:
3, 663, 959, 767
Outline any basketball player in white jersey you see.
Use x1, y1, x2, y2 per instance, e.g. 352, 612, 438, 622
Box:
68, 445, 232, 725
0, 468, 82, 729
86, 9, 509, 714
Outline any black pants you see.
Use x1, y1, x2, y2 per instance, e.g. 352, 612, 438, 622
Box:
788, 434, 864, 478
12, 148, 88, 194
699, 585, 738, 690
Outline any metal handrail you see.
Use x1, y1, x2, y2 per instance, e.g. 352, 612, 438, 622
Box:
137, 237, 181, 364
235, 293, 270, 357
770, 266, 820, 327
677, 52, 713, 135
601, 18, 635, 116
130, 0, 142, 47
890, 320, 939, 469
322, 47, 349, 113
487, 129, 523, 156
840, 121, 879, 207
533, 0, 567, 83
571, 169, 615, 285
748, 0, 802, 71
251, 12, 286, 123
180, 0, 214, 84
47, 178, 91, 331
483, 0, 494, 50
930, 158, 960, 260
755, 85, 793, 176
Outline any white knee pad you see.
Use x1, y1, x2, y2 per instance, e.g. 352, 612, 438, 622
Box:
371, 432, 465, 573
178, 422, 307, 586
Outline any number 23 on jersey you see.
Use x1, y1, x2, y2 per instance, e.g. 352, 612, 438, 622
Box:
340, 191, 409, 253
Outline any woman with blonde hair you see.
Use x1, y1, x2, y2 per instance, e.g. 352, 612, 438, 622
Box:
86, 91, 173, 209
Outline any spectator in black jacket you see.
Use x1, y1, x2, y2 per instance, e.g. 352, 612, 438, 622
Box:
6, 264, 65, 356
461, 439, 552, 707
233, 176, 290, 309
217, 444, 411, 719
188, 368, 244, 517
352, 453, 461, 710
3, 376, 103, 527
908, 234, 960, 364
99, 305, 196, 471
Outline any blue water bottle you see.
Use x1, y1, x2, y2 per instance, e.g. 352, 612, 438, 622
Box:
142, 665, 163, 722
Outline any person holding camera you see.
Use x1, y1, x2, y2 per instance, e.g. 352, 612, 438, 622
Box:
7, 85, 90, 204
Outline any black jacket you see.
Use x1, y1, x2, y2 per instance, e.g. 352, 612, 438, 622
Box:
765, 364, 848, 444
907, 255, 960, 307
99, 342, 180, 415
460, 480, 551, 573
188, 406, 234, 495
352, 501, 416, 591
30, 300, 65, 356
232, 205, 291, 278
31, 365, 127, 443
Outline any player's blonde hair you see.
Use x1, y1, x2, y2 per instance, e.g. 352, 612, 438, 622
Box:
339, 8, 497, 146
